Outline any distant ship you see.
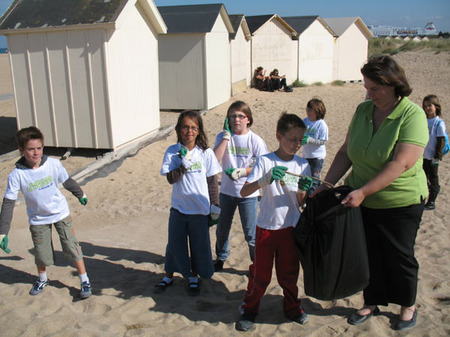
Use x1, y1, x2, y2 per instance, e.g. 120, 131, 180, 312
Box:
368, 22, 437, 37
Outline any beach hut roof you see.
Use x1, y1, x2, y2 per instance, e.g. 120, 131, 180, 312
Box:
157, 4, 234, 34
245, 14, 297, 37
324, 17, 373, 39
283, 15, 335, 36
229, 14, 251, 40
0, 0, 166, 33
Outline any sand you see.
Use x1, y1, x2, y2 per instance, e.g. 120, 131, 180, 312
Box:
0, 51, 449, 336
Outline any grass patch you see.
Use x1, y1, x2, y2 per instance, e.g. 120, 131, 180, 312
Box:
292, 79, 307, 87
369, 37, 450, 56
332, 80, 345, 86
312, 81, 323, 86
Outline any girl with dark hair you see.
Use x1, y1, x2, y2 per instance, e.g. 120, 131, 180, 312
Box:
156, 110, 222, 296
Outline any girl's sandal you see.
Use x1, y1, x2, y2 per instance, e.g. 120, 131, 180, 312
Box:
153, 279, 173, 294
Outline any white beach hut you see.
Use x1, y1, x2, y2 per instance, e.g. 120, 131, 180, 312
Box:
157, 4, 233, 110
245, 15, 297, 86
0, 0, 166, 150
283, 16, 335, 84
324, 17, 373, 82
229, 14, 251, 96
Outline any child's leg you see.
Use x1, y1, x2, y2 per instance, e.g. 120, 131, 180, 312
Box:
237, 197, 258, 262
29, 225, 53, 295
274, 227, 301, 319
215, 193, 238, 263
187, 213, 214, 280
240, 227, 276, 316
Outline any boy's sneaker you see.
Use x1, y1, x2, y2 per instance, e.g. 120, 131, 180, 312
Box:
235, 314, 256, 331
291, 308, 309, 325
29, 279, 49, 295
80, 281, 92, 299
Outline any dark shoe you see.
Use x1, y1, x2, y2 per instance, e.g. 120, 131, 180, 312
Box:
153, 279, 173, 294
187, 280, 200, 297
424, 201, 435, 210
348, 306, 380, 325
214, 259, 224, 272
235, 314, 256, 331
291, 310, 309, 325
395, 309, 418, 331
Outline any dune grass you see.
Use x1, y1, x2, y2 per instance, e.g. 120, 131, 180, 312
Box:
369, 37, 450, 56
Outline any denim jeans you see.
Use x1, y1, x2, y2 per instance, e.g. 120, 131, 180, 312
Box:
306, 158, 324, 194
165, 208, 214, 279
215, 193, 258, 262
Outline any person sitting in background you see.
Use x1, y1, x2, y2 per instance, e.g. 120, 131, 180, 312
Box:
253, 67, 273, 92
270, 69, 287, 91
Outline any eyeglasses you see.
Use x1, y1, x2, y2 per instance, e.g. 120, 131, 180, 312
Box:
181, 125, 199, 132
229, 114, 247, 120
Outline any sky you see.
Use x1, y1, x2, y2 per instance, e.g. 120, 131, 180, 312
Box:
0, 0, 449, 48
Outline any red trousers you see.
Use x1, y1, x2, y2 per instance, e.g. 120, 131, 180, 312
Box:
241, 226, 302, 319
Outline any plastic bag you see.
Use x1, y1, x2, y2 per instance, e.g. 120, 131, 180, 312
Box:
293, 185, 369, 301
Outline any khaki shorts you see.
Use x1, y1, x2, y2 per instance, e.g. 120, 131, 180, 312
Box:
29, 216, 83, 266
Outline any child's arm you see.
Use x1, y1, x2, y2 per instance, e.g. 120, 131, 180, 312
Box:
435, 137, 445, 160
207, 174, 219, 207
214, 118, 232, 161
0, 198, 15, 253
166, 166, 186, 184
63, 177, 88, 205
240, 181, 260, 197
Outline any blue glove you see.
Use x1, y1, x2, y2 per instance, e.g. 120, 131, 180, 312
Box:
301, 135, 309, 145
79, 194, 88, 206
0, 234, 11, 254
298, 176, 313, 191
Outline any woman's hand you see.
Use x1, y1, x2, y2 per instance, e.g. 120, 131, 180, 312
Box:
341, 188, 366, 207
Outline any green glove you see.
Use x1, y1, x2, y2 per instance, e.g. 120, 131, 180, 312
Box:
79, 194, 88, 206
298, 176, 313, 191
431, 158, 440, 166
224, 167, 247, 181
222, 117, 232, 140
258, 166, 288, 187
208, 205, 221, 227
0, 234, 11, 254
178, 146, 188, 158
301, 135, 309, 145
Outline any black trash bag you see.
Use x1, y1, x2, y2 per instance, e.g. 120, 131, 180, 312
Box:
293, 185, 369, 301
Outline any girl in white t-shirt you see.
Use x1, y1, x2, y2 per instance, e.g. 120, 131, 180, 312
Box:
422, 94, 446, 210
213, 101, 268, 271
235, 113, 313, 331
302, 98, 328, 192
157, 110, 222, 296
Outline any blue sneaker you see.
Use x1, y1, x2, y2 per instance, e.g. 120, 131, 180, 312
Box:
29, 279, 49, 295
80, 281, 92, 299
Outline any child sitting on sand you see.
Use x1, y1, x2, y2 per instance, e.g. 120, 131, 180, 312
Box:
155, 110, 221, 296
236, 113, 313, 331
0, 126, 92, 299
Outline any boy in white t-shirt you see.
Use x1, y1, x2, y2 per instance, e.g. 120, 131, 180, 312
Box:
213, 101, 268, 271
0, 127, 92, 298
235, 113, 313, 331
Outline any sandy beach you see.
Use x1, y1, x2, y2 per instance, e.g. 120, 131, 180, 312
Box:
0, 50, 449, 336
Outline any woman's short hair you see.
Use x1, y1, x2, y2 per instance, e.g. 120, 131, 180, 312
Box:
361, 55, 412, 97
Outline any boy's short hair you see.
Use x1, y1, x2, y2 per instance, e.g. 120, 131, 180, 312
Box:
227, 100, 253, 127
277, 112, 306, 135
16, 126, 44, 149
307, 98, 326, 119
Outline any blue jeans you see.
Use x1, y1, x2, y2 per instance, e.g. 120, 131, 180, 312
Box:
165, 208, 214, 279
306, 158, 324, 194
215, 193, 257, 262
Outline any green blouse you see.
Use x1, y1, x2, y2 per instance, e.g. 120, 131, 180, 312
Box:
345, 97, 428, 209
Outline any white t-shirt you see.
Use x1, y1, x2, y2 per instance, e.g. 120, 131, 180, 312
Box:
214, 130, 268, 198
424, 116, 446, 159
246, 152, 311, 230
160, 143, 222, 215
302, 118, 328, 159
5, 156, 70, 225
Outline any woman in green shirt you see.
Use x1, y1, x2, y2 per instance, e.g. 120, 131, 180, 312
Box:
318, 55, 428, 331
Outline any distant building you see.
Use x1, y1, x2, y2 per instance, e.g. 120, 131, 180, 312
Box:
368, 22, 437, 37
